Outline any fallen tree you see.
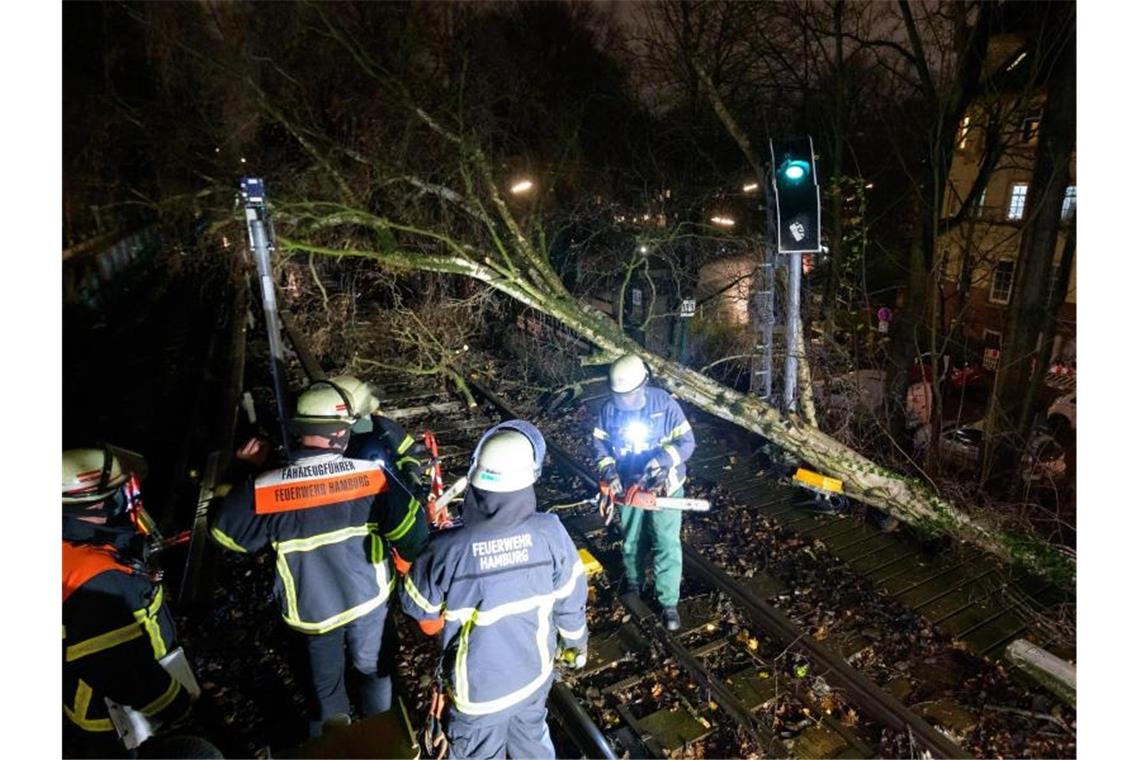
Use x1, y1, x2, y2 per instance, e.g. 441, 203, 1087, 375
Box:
273, 120, 1073, 589
125, 1, 1072, 588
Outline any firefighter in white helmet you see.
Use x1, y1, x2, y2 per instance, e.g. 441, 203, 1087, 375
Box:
400, 425, 587, 759
209, 380, 428, 737
62, 446, 197, 757
592, 354, 696, 631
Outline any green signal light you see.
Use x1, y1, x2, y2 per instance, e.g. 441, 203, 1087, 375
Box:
780, 159, 811, 183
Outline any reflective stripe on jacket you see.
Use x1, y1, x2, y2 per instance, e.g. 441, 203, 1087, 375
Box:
62, 541, 188, 734
592, 387, 696, 491
209, 450, 428, 634
399, 505, 587, 717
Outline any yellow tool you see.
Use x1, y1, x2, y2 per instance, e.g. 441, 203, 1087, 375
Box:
577, 547, 604, 578
793, 467, 844, 495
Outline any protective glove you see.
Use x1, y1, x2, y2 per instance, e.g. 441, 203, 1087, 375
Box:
643, 458, 667, 493
598, 474, 623, 524
560, 646, 588, 670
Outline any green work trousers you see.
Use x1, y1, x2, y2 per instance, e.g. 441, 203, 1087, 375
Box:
618, 488, 683, 607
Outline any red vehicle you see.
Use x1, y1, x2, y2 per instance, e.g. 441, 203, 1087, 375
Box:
910, 353, 988, 393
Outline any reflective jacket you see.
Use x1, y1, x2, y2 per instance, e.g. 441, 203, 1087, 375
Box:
209, 448, 428, 634
592, 387, 696, 492
399, 487, 588, 717
62, 521, 190, 737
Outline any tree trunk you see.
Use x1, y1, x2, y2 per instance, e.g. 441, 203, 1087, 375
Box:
280, 234, 1074, 588
986, 10, 1076, 483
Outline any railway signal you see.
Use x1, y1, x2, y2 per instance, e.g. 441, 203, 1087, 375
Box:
769, 137, 821, 254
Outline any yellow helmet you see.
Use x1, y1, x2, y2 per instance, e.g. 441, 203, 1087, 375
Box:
328, 375, 380, 417
62, 445, 145, 506
292, 380, 358, 436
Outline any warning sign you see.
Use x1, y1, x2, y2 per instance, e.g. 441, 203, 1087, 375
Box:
254, 457, 386, 514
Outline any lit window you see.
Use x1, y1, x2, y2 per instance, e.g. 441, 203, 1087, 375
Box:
989, 260, 1015, 305
1007, 183, 1029, 220
1060, 185, 1076, 222
958, 116, 971, 150
974, 187, 987, 217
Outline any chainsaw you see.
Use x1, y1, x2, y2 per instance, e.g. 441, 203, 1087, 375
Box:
597, 475, 709, 525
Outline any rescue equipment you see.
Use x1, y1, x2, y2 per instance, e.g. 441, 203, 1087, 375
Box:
421, 431, 452, 528
241, 177, 292, 457
597, 477, 709, 524
577, 547, 604, 578
423, 678, 449, 760
792, 467, 844, 495
105, 647, 201, 750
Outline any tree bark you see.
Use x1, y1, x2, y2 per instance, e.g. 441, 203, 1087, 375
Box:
278, 231, 1074, 588
985, 8, 1076, 482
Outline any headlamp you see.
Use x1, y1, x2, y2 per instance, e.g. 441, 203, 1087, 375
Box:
622, 420, 650, 447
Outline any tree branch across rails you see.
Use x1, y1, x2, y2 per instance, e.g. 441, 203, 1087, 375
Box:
278, 233, 1072, 589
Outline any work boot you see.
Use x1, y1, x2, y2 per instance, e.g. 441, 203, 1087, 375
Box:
662, 607, 681, 632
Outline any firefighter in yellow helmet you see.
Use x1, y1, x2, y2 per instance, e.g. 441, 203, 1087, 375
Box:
209, 380, 428, 737
331, 374, 429, 499
62, 446, 197, 757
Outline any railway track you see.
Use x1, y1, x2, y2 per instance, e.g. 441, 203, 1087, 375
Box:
168, 314, 1073, 758
468, 377, 970, 759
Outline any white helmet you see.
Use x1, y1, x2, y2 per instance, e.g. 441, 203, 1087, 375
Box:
609, 354, 649, 411
609, 355, 648, 393
468, 430, 538, 493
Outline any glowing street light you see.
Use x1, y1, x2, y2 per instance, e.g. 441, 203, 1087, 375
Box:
742, 182, 759, 193
510, 179, 535, 195
710, 216, 736, 227
639, 245, 648, 254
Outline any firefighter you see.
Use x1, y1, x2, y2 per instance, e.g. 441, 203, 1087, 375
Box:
62, 446, 194, 757
593, 354, 696, 631
331, 374, 429, 498
209, 381, 429, 738
400, 426, 588, 759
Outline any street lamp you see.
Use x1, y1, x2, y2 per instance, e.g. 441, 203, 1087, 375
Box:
710, 216, 736, 227
742, 182, 759, 193
510, 179, 535, 195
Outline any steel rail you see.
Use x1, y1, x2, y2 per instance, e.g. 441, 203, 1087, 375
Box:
548, 682, 619, 760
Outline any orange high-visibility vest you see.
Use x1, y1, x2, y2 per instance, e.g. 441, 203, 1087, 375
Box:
62, 542, 134, 603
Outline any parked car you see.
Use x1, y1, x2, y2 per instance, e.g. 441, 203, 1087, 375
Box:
910, 353, 989, 395
1046, 391, 1076, 437
940, 420, 1067, 483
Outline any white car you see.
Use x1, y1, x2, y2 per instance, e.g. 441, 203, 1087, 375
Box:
1046, 392, 1076, 435
939, 420, 1066, 483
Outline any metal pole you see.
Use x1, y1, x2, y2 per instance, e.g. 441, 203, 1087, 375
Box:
243, 179, 292, 457
784, 251, 802, 413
